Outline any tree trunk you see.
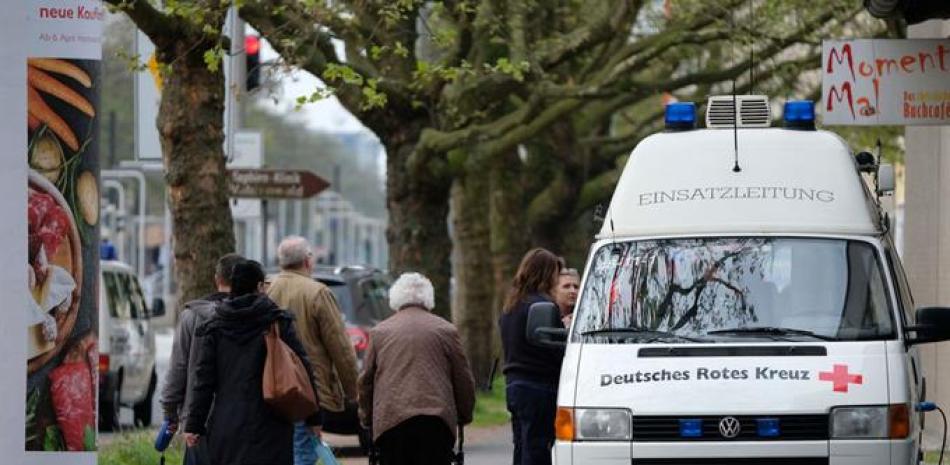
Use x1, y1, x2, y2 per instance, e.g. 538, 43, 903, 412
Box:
490, 151, 529, 317
385, 130, 453, 319
450, 172, 496, 389
157, 37, 235, 307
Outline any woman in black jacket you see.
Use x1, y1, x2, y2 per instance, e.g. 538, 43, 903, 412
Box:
184, 260, 321, 465
499, 248, 565, 465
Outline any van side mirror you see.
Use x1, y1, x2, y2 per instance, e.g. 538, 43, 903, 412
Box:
877, 163, 895, 195
151, 298, 166, 318
907, 307, 950, 345
526, 302, 567, 348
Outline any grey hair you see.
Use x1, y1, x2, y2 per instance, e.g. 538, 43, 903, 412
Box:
277, 236, 312, 269
389, 272, 435, 311
560, 268, 580, 278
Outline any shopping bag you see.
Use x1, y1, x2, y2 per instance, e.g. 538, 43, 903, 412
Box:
315, 438, 341, 465
262, 322, 318, 422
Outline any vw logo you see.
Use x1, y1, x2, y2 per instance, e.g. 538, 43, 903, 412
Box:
718, 417, 741, 439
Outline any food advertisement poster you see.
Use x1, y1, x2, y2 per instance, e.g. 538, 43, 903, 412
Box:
25, 0, 103, 459
823, 39, 950, 125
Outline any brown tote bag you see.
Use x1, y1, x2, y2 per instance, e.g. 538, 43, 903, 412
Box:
263, 322, 318, 422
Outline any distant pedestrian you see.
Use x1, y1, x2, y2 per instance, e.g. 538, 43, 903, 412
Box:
554, 267, 580, 328
499, 248, 565, 465
161, 252, 243, 465
359, 272, 476, 465
267, 236, 360, 465
184, 260, 321, 465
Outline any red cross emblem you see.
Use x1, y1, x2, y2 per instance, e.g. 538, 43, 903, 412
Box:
819, 364, 863, 393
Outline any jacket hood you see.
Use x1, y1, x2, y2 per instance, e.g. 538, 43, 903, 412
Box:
201, 294, 287, 344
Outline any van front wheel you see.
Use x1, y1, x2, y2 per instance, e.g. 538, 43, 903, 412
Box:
133, 371, 156, 427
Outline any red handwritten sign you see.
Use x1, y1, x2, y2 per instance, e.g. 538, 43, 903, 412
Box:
822, 39, 950, 125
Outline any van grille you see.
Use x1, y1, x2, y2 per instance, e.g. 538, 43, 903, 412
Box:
633, 459, 827, 465
632, 414, 828, 441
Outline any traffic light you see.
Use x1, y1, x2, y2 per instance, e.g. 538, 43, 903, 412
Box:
245, 35, 261, 91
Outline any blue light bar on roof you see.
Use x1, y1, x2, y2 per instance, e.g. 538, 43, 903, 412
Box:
665, 102, 696, 130
783, 100, 815, 129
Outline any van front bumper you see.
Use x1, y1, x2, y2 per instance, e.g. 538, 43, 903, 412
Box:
552, 438, 916, 465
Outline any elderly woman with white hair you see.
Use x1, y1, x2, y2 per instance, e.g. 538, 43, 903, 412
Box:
358, 272, 476, 465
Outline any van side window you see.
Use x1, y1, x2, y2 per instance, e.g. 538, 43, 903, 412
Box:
128, 274, 150, 319
103, 272, 130, 319
118, 273, 144, 319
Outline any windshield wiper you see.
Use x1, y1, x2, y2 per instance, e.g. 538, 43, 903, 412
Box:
580, 328, 706, 342
706, 326, 838, 341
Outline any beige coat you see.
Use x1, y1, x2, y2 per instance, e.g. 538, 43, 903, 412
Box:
358, 306, 476, 440
267, 269, 359, 412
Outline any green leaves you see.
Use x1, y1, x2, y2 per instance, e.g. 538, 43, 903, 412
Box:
294, 88, 335, 109
203, 44, 225, 73
320, 64, 389, 110
487, 58, 530, 82
361, 79, 388, 110
323, 63, 364, 86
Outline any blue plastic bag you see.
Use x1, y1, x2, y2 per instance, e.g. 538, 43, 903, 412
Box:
315, 438, 340, 465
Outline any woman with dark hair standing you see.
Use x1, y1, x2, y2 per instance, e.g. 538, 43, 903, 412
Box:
499, 248, 565, 465
183, 260, 321, 465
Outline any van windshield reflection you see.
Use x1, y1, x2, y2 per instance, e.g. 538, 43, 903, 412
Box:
572, 238, 894, 343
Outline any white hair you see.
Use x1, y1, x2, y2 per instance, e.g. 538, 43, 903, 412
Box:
277, 236, 312, 269
389, 272, 435, 311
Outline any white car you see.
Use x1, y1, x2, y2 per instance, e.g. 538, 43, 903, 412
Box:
98, 260, 163, 430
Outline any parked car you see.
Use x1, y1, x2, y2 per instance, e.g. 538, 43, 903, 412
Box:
312, 265, 393, 364
98, 260, 165, 431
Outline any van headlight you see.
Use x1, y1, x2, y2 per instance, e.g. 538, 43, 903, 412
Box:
830, 404, 911, 439
575, 408, 632, 441
831, 406, 888, 438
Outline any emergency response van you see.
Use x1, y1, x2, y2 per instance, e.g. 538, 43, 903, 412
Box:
528, 96, 950, 465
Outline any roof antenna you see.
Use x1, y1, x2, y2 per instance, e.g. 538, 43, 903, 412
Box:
748, 0, 755, 94
729, 7, 741, 174
732, 79, 742, 173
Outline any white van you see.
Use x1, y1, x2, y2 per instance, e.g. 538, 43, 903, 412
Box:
98, 260, 164, 430
528, 96, 950, 465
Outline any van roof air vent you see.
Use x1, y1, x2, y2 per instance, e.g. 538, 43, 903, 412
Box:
705, 95, 771, 129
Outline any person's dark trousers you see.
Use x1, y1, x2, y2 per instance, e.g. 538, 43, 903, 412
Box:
183, 438, 210, 465
506, 380, 557, 465
376, 415, 454, 465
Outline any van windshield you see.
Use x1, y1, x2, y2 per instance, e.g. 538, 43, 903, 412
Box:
572, 238, 895, 343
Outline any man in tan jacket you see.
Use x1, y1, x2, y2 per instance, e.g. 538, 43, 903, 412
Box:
267, 236, 360, 465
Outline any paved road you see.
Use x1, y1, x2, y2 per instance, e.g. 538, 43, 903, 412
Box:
331, 425, 513, 465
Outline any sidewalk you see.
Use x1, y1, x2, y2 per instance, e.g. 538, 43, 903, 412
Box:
329, 424, 513, 465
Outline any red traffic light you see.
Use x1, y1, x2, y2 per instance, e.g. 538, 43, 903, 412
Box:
245, 35, 260, 56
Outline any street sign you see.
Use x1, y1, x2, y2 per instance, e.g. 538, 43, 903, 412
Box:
228, 168, 330, 199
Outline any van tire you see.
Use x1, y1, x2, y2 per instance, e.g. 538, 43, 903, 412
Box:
99, 374, 120, 432
133, 371, 156, 427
